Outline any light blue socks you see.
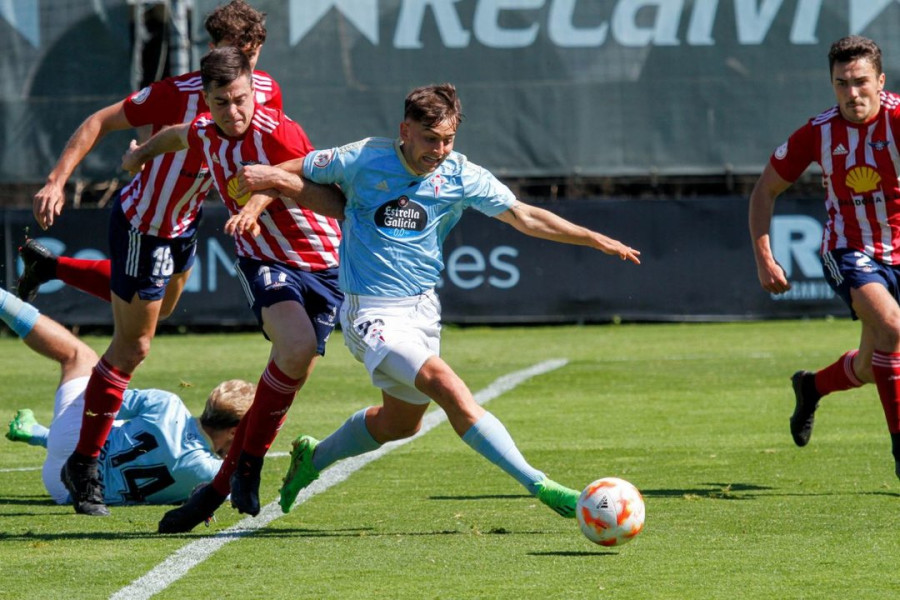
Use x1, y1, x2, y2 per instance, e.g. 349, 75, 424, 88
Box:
462, 411, 545, 494
312, 408, 381, 471
0, 288, 39, 339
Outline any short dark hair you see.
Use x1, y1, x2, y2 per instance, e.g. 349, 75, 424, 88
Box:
829, 36, 882, 76
200, 46, 251, 92
404, 83, 464, 129
205, 0, 267, 49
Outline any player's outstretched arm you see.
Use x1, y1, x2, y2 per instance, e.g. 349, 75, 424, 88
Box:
238, 163, 346, 219
33, 101, 131, 230
749, 164, 793, 294
121, 123, 189, 176
495, 201, 641, 264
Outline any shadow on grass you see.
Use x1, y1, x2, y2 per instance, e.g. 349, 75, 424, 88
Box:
429, 493, 529, 501
642, 482, 900, 500
641, 482, 773, 500
529, 550, 619, 557
0, 495, 58, 507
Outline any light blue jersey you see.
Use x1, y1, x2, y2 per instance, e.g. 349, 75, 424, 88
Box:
97, 389, 220, 505
303, 137, 516, 296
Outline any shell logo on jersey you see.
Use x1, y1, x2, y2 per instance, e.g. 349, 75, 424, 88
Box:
375, 196, 427, 237
845, 166, 881, 194
131, 86, 151, 105
313, 149, 334, 168
227, 175, 251, 206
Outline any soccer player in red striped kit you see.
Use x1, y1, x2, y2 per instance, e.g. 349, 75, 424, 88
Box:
121, 46, 344, 532
750, 35, 900, 481
28, 1, 285, 517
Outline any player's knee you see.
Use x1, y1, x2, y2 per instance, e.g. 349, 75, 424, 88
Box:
274, 342, 317, 380
108, 337, 152, 371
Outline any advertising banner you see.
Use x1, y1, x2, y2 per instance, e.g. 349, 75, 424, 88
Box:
5, 1, 900, 183
0, 197, 845, 327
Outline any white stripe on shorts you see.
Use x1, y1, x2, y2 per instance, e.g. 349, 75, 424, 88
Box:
126, 229, 141, 277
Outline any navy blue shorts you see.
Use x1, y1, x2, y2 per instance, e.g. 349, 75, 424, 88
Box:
822, 248, 900, 319
108, 202, 199, 302
235, 258, 343, 355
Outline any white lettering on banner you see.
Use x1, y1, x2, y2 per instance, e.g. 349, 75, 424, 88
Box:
612, 0, 681, 47
441, 245, 520, 290
395, 0, 471, 49
288, 0, 897, 48
474, 0, 543, 49
771, 215, 822, 278
548, 0, 607, 46
769, 215, 835, 302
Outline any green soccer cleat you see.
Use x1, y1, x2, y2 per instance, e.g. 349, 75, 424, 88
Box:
6, 409, 38, 443
279, 435, 320, 514
535, 478, 579, 518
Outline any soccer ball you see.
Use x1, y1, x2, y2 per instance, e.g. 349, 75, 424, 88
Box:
576, 477, 645, 546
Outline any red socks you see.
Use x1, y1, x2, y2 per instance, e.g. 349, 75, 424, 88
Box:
871, 351, 900, 435
211, 417, 249, 496
242, 362, 301, 455
211, 361, 301, 495
814, 350, 863, 397
57, 257, 112, 302
74, 358, 131, 458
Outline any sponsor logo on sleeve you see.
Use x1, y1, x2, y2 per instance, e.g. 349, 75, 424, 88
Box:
774, 142, 788, 160
313, 149, 334, 168
131, 86, 151, 105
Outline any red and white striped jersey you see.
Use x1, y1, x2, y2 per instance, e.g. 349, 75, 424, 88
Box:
187, 105, 341, 270
771, 91, 900, 265
120, 70, 282, 238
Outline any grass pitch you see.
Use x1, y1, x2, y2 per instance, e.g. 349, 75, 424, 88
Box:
1, 320, 898, 599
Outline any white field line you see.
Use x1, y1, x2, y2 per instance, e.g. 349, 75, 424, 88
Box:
110, 358, 568, 600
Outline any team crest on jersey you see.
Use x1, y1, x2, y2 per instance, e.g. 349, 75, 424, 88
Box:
131, 86, 151, 105
774, 142, 788, 160
845, 166, 881, 194
313, 149, 334, 168
430, 174, 443, 197
868, 140, 891, 151
375, 196, 427, 237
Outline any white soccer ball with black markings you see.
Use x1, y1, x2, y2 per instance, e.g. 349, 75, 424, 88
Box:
576, 477, 645, 546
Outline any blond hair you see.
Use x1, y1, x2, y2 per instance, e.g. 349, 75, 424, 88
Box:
200, 379, 254, 431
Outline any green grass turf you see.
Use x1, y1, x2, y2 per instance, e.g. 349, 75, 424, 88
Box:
1, 321, 898, 599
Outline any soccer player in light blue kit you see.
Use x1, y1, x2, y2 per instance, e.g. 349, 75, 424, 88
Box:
1, 286, 254, 506
237, 83, 641, 519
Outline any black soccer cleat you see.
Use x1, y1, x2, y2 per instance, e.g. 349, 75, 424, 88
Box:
790, 370, 821, 447
16, 239, 57, 302
229, 452, 263, 517
158, 484, 226, 533
61, 454, 110, 517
